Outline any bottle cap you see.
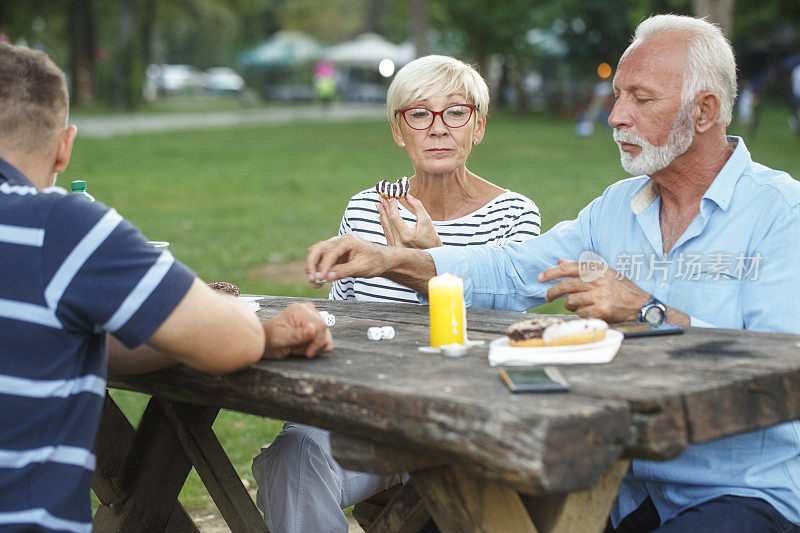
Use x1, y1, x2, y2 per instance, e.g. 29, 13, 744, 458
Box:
70, 180, 87, 191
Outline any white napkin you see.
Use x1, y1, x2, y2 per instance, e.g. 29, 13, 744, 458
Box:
488, 330, 623, 366
239, 296, 262, 313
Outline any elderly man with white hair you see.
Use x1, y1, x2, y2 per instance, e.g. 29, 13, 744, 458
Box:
306, 14, 800, 532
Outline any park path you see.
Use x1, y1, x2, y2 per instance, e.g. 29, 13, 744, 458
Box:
72, 103, 385, 138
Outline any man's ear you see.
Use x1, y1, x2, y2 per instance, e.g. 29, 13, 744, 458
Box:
52, 125, 77, 174
694, 92, 721, 133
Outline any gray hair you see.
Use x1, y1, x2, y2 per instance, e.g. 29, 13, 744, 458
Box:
386, 55, 489, 130
633, 14, 737, 125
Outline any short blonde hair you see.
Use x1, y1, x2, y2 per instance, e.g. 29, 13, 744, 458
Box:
386, 55, 489, 130
633, 14, 737, 125
0, 43, 68, 155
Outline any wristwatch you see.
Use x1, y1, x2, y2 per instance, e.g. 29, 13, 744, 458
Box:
639, 297, 667, 327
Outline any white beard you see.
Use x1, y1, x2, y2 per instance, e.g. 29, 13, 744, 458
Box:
613, 104, 695, 176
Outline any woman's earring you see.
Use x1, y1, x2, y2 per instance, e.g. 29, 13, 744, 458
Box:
401, 142, 406, 147
473, 139, 478, 145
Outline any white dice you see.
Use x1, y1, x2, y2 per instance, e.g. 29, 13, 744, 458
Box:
367, 327, 383, 340
318, 311, 335, 327
367, 326, 395, 340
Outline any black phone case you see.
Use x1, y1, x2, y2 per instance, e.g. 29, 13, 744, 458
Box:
500, 368, 570, 393
614, 323, 684, 338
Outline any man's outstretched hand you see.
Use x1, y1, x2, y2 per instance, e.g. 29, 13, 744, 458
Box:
305, 234, 390, 288
305, 233, 437, 295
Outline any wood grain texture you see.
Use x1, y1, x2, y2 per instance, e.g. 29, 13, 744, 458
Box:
92, 398, 205, 532
330, 432, 445, 473
92, 393, 133, 505
355, 481, 430, 533
523, 460, 630, 533
109, 296, 800, 494
157, 401, 269, 533
414, 466, 538, 533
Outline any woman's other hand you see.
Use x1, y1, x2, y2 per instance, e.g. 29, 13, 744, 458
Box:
377, 194, 443, 249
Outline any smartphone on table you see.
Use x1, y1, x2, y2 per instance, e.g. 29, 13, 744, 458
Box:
500, 366, 570, 393
612, 323, 684, 338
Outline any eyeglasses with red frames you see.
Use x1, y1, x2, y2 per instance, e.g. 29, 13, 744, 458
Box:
395, 103, 477, 130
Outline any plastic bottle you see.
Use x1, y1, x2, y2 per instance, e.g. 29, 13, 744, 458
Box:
70, 180, 95, 202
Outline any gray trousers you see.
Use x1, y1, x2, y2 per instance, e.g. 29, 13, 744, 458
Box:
252, 422, 406, 533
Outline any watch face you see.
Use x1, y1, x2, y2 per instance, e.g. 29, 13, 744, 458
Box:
644, 305, 665, 324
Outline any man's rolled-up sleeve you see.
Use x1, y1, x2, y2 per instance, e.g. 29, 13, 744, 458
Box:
427, 198, 602, 311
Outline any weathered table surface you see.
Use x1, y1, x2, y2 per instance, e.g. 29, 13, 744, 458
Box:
92, 296, 800, 533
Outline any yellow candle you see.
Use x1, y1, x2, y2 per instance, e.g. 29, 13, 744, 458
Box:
428, 273, 466, 347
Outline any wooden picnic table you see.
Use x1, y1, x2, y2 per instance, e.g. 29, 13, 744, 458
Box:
92, 295, 800, 533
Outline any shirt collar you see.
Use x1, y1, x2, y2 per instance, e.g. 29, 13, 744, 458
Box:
700, 136, 748, 212
0, 156, 36, 187
629, 136, 750, 215
630, 179, 659, 215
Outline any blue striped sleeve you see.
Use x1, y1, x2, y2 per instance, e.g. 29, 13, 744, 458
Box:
42, 196, 195, 348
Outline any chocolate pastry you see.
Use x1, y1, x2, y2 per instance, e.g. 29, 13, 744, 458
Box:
375, 176, 411, 199
207, 281, 240, 297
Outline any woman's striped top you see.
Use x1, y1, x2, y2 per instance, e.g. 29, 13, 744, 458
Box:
329, 187, 541, 303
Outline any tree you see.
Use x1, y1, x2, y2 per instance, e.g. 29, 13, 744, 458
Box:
112, 0, 140, 110
410, 0, 430, 56
692, 0, 734, 36
278, 0, 366, 43
366, 0, 387, 34
434, 0, 538, 78
66, 0, 97, 106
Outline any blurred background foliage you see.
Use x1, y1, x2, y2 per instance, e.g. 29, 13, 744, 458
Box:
1, 0, 797, 114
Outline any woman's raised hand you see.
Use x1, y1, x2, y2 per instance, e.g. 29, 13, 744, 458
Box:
377, 194, 443, 249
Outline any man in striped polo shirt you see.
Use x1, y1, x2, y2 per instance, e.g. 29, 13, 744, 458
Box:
0, 43, 333, 532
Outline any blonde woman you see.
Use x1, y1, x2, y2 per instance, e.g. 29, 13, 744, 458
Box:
252, 55, 541, 533
330, 54, 541, 302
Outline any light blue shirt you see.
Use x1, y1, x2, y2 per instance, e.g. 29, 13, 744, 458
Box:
427, 137, 800, 526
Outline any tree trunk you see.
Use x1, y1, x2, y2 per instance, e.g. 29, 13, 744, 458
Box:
141, 0, 156, 68
113, 0, 139, 110
496, 59, 510, 108
410, 0, 429, 57
691, 0, 734, 37
513, 60, 528, 115
365, 0, 385, 34
66, 0, 96, 107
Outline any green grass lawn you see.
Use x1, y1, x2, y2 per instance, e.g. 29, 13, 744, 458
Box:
71, 106, 799, 513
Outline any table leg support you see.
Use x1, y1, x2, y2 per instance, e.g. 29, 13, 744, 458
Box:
413, 466, 539, 533
521, 459, 630, 533
359, 479, 430, 533
91, 393, 202, 533
157, 400, 270, 533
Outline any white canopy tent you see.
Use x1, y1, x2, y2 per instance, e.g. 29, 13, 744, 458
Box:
238, 31, 323, 68
323, 33, 415, 69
